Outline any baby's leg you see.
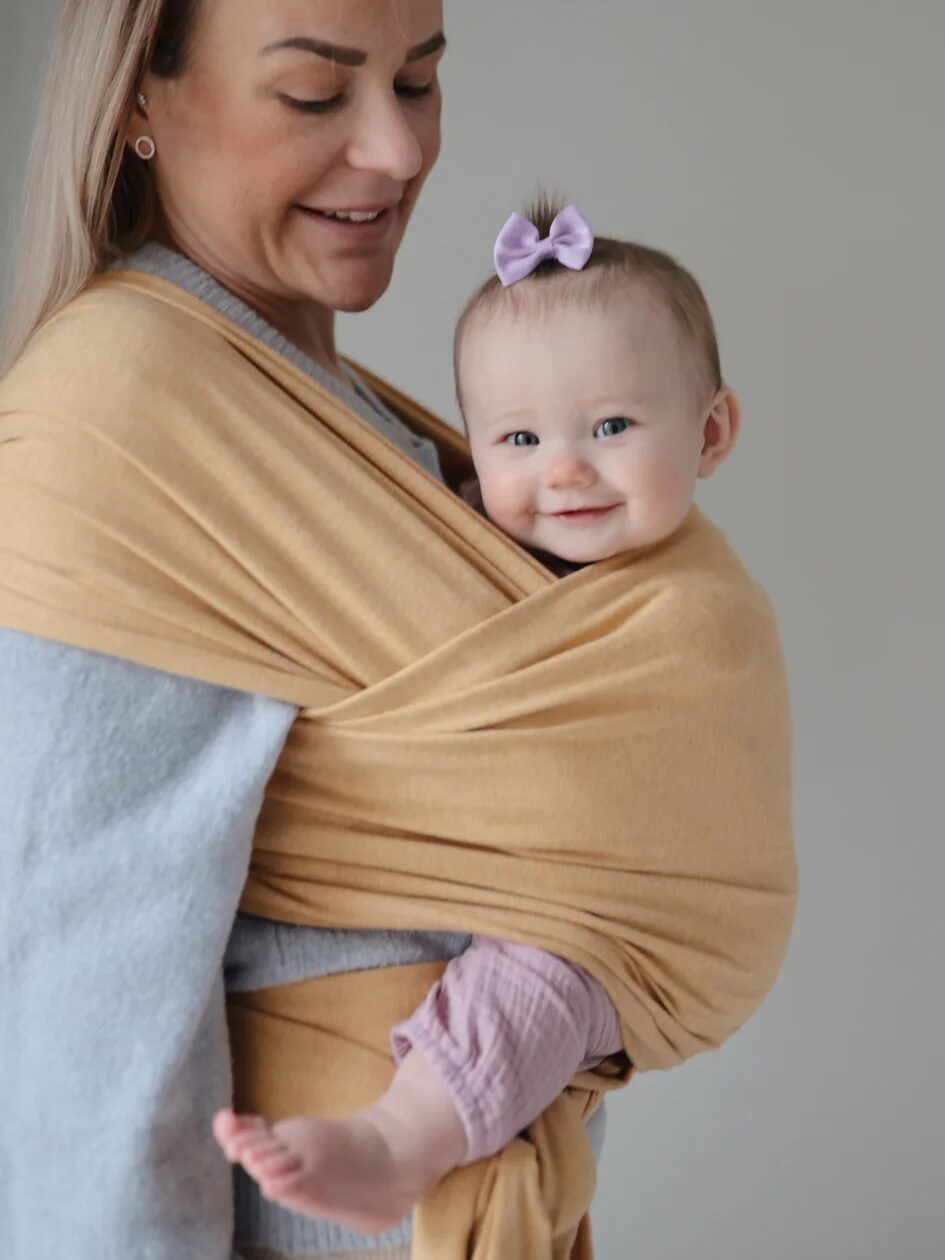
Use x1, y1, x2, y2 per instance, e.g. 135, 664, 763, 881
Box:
214, 936, 621, 1226
213, 1047, 466, 1234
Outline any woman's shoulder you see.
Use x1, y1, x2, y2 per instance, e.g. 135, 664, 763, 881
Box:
0, 273, 257, 474
0, 272, 228, 419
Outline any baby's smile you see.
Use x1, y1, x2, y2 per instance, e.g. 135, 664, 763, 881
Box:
543, 503, 621, 525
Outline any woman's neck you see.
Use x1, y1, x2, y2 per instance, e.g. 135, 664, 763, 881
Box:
249, 294, 342, 381
153, 226, 343, 382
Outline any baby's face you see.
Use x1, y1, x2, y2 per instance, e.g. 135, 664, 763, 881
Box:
459, 290, 711, 564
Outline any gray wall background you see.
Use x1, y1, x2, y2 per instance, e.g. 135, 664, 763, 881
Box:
2, 2, 943, 1257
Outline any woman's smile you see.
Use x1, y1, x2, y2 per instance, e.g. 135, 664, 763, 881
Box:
295, 202, 397, 242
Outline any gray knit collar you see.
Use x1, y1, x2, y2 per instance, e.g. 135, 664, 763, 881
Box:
112, 241, 440, 468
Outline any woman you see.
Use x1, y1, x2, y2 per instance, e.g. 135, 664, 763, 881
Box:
0, 3, 608, 1256
0, 2, 795, 1258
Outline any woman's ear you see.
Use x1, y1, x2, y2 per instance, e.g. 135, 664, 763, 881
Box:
698, 387, 742, 479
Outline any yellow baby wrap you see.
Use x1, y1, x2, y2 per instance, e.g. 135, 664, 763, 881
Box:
0, 273, 797, 1258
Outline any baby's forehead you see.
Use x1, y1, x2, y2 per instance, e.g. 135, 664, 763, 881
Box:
464, 292, 682, 380
461, 284, 700, 419
470, 281, 678, 349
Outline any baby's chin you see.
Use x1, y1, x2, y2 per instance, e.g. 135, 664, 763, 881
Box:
533, 519, 682, 565
524, 531, 631, 566
552, 541, 630, 564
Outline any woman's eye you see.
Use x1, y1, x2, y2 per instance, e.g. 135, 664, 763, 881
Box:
595, 416, 633, 438
280, 93, 343, 114
504, 431, 539, 447
396, 81, 436, 100
281, 81, 434, 115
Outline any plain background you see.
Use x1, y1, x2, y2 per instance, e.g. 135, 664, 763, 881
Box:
2, 3, 943, 1257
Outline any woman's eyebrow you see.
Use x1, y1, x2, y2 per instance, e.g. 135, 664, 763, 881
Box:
405, 32, 447, 62
260, 31, 446, 66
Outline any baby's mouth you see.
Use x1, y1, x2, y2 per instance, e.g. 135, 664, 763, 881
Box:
547, 505, 620, 524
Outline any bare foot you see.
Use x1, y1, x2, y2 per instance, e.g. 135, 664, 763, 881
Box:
212, 1052, 467, 1232
213, 1108, 413, 1232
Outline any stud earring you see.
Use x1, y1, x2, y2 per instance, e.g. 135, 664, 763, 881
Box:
134, 136, 157, 161
137, 91, 148, 108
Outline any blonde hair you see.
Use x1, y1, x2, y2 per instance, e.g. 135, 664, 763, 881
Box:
0, 0, 198, 374
455, 193, 724, 412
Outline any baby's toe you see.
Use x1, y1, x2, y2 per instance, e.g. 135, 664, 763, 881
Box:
230, 1127, 278, 1163
213, 1110, 268, 1158
240, 1135, 294, 1175
257, 1151, 306, 1190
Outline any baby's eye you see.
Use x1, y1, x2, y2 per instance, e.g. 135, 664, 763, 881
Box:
504, 431, 539, 447
594, 417, 633, 438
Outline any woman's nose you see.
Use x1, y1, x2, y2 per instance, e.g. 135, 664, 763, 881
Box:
347, 92, 425, 182
544, 452, 598, 490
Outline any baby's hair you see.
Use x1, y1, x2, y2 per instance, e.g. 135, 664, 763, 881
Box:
455, 193, 723, 413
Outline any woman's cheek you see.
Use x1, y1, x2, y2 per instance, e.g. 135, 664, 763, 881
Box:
422, 94, 443, 169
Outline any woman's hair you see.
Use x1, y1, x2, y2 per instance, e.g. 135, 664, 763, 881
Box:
454, 193, 724, 412
0, 0, 199, 374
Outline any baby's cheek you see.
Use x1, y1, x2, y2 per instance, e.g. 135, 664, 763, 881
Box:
480, 471, 536, 538
636, 445, 695, 496
632, 458, 697, 528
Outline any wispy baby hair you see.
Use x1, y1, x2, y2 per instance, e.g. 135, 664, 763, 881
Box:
455, 193, 723, 412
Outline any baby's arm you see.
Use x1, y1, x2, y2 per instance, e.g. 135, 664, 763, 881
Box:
391, 934, 623, 1163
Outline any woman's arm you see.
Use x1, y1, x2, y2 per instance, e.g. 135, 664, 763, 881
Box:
0, 628, 296, 1260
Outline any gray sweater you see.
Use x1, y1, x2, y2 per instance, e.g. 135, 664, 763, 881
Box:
0, 246, 471, 1260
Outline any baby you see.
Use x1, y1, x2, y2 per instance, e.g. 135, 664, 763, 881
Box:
213, 198, 740, 1231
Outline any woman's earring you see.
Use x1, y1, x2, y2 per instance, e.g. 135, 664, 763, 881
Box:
134, 92, 155, 160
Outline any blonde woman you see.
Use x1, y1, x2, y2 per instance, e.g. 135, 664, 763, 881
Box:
0, 3, 621, 1256
0, 2, 796, 1258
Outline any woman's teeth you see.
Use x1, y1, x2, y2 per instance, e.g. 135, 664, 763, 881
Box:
319, 209, 383, 222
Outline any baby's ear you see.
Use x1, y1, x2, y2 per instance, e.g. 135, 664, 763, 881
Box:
698, 388, 741, 479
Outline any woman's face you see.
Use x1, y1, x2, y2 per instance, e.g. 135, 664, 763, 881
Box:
137, 0, 444, 319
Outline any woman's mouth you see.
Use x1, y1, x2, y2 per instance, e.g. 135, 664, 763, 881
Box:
296, 205, 395, 240
314, 208, 384, 223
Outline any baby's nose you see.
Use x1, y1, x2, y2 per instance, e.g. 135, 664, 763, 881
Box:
544, 453, 597, 489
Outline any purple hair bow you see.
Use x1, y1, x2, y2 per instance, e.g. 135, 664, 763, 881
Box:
493, 204, 594, 287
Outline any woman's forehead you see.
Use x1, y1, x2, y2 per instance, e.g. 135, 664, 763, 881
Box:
194, 0, 444, 60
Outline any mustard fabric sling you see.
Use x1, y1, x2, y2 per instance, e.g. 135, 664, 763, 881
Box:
0, 272, 797, 1258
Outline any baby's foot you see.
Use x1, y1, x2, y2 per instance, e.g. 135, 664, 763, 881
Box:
212, 1051, 466, 1230
212, 1106, 443, 1233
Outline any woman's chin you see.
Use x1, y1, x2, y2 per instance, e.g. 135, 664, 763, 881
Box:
286, 242, 397, 313
334, 284, 391, 313
302, 268, 394, 313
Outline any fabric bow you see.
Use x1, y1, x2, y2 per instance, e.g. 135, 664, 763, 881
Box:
493, 204, 595, 287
